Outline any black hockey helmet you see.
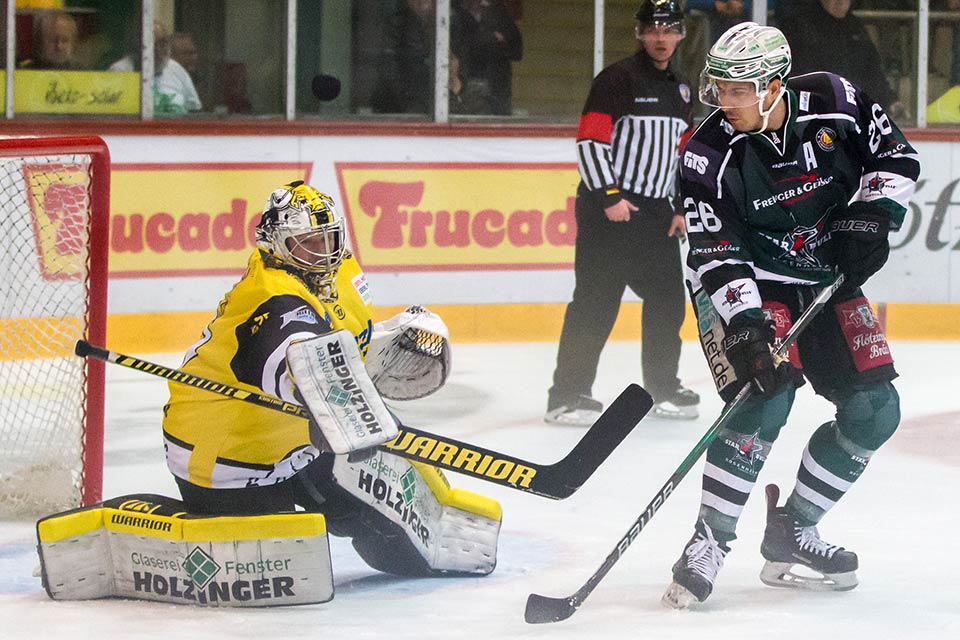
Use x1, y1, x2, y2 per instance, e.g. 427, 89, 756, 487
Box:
635, 0, 685, 30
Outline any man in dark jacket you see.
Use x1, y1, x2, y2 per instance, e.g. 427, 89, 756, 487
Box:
777, 0, 903, 116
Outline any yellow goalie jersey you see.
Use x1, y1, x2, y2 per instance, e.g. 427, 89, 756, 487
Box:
163, 250, 374, 488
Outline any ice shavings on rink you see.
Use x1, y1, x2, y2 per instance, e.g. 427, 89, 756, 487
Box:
0, 341, 958, 639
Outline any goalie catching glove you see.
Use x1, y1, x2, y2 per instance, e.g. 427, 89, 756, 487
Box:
365, 305, 451, 400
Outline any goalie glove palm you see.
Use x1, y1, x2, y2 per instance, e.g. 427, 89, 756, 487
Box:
366, 306, 451, 400
722, 317, 801, 396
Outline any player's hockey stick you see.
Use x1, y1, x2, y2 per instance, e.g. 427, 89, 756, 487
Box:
525, 275, 846, 623
76, 340, 652, 500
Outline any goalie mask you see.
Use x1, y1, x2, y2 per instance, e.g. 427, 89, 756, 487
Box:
699, 22, 791, 129
256, 181, 345, 301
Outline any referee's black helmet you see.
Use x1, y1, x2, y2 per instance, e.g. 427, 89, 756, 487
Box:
635, 0, 685, 27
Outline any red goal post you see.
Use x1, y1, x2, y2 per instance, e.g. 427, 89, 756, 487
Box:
0, 136, 110, 517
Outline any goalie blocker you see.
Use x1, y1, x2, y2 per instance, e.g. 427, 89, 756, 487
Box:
286, 328, 400, 454
286, 305, 452, 454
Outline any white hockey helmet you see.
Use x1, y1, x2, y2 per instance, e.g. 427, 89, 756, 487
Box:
699, 22, 791, 109
256, 181, 345, 298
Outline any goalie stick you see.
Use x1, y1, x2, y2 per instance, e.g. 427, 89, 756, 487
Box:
525, 275, 845, 623
76, 340, 653, 500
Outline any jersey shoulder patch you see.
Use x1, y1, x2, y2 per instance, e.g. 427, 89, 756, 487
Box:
789, 72, 859, 118
680, 112, 732, 189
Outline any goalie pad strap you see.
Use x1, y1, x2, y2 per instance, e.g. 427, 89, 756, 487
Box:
37, 494, 333, 607
286, 330, 399, 454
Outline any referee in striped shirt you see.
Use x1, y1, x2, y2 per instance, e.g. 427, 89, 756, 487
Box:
546, 0, 700, 425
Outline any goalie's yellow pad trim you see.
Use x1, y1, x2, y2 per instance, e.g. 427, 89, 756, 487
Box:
38, 504, 326, 544
410, 461, 502, 522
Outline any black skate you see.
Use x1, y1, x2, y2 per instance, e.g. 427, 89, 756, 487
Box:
662, 522, 729, 609
759, 484, 859, 591
652, 385, 700, 420
544, 395, 603, 427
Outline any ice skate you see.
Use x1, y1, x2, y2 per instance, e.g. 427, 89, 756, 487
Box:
662, 522, 728, 609
759, 484, 859, 591
651, 386, 699, 420
544, 395, 603, 427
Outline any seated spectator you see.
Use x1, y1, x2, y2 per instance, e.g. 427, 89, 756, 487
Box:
451, 0, 522, 115
109, 21, 201, 115
20, 10, 81, 70
170, 32, 199, 79
776, 0, 904, 117
371, 0, 434, 114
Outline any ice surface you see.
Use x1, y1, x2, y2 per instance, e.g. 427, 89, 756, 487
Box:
1, 341, 957, 639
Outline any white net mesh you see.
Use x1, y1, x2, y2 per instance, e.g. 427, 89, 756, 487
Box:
0, 152, 97, 518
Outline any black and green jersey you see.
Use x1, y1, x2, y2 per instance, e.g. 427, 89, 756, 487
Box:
680, 71, 920, 325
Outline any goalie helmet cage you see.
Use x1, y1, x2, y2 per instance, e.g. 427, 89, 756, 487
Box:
0, 136, 109, 518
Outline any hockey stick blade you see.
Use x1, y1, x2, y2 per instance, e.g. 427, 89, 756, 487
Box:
528, 383, 652, 499
524, 276, 845, 623
75, 341, 651, 500
525, 593, 579, 624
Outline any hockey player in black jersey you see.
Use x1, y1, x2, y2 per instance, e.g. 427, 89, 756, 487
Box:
662, 22, 920, 608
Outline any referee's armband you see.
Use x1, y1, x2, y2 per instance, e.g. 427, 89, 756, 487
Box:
602, 186, 622, 209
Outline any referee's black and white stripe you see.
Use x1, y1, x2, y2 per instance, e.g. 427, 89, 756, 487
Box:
577, 115, 688, 199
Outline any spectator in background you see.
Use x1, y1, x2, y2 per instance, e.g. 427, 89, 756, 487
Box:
685, 1, 751, 43
371, 0, 435, 114
449, 51, 493, 114
109, 21, 201, 115
20, 10, 81, 70
945, 0, 960, 85
777, 0, 903, 117
170, 32, 199, 78
170, 31, 215, 112
451, 0, 522, 115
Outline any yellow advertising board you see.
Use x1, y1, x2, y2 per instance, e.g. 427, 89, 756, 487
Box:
335, 163, 580, 270
110, 164, 312, 277
14, 70, 140, 115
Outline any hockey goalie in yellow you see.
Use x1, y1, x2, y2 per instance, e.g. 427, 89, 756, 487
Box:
162, 181, 501, 578
163, 242, 374, 488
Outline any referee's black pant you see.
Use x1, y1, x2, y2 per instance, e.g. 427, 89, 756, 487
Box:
549, 185, 686, 409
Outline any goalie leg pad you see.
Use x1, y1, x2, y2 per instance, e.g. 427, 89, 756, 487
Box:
329, 451, 501, 576
286, 329, 399, 454
37, 493, 333, 607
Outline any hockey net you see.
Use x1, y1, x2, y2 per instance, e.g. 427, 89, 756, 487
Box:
0, 137, 109, 518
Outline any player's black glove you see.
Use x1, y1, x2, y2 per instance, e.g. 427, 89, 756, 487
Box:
829, 201, 891, 289
722, 316, 802, 396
